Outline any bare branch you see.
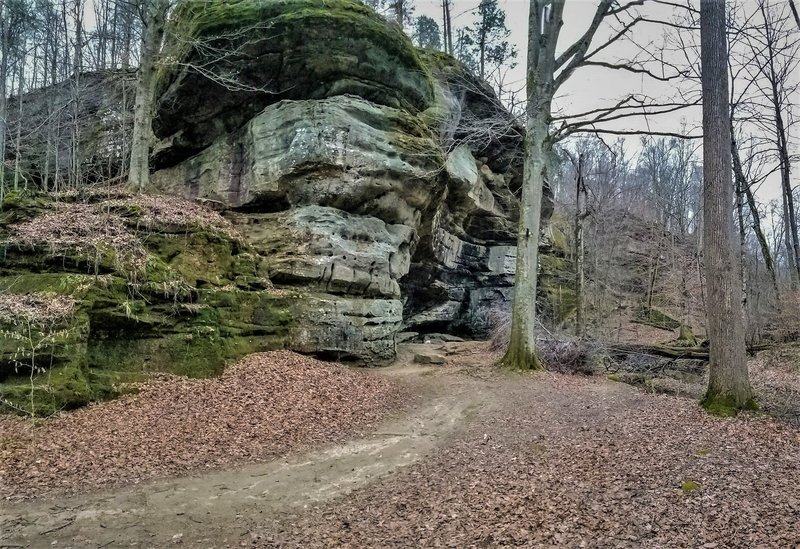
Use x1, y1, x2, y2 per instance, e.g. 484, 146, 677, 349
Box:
577, 60, 688, 82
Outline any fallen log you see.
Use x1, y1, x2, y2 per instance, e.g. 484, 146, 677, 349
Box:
608, 344, 710, 360
606, 342, 773, 361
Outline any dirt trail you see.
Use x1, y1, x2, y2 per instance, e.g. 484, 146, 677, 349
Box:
0, 348, 493, 548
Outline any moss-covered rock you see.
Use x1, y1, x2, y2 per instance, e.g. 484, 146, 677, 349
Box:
0, 365, 93, 416
0, 192, 295, 415
633, 305, 682, 331
154, 0, 434, 166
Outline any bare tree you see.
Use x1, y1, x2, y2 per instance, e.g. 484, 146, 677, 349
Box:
699, 0, 754, 415
731, 130, 779, 296
128, 0, 168, 191
503, 0, 679, 369
441, 0, 452, 54
0, 0, 33, 197
729, 0, 800, 286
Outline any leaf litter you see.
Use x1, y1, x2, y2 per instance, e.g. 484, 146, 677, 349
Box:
256, 346, 800, 549
2, 342, 799, 548
0, 351, 404, 500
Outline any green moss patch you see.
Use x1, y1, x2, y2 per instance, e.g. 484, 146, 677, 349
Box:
1, 365, 93, 416
0, 191, 297, 416
633, 305, 681, 331
701, 391, 759, 417
681, 480, 700, 493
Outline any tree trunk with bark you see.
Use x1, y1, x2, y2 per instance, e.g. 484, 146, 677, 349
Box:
789, 0, 800, 30
442, 0, 452, 54
574, 154, 587, 337
0, 1, 10, 197
129, 0, 168, 192
699, 0, 755, 415
501, 0, 564, 370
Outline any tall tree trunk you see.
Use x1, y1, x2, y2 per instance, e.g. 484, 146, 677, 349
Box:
761, 0, 800, 283
775, 111, 799, 281
478, 13, 486, 79
731, 129, 779, 297
735, 172, 747, 309
502, 0, 563, 370
129, 0, 167, 192
574, 154, 586, 337
789, 0, 800, 30
0, 1, 10, 198
442, 0, 452, 54
393, 0, 405, 29
13, 52, 24, 191
699, 0, 754, 415
120, 1, 134, 69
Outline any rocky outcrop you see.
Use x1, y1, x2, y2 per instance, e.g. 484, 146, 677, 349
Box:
2, 0, 555, 374
152, 0, 433, 166
149, 0, 546, 360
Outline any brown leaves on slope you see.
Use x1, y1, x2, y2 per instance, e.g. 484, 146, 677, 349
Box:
6, 203, 147, 269
3, 191, 241, 274
103, 193, 239, 239
0, 351, 404, 500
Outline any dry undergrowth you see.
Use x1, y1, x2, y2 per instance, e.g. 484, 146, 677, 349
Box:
6, 203, 148, 269
103, 193, 239, 239
0, 294, 76, 325
750, 347, 800, 425
2, 191, 242, 274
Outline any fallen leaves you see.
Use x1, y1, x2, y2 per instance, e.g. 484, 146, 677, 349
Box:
103, 193, 239, 239
2, 190, 242, 274
5, 202, 147, 269
0, 351, 404, 500
258, 359, 800, 548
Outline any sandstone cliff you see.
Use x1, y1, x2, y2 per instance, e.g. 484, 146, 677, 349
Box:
150, 0, 549, 360
0, 0, 563, 414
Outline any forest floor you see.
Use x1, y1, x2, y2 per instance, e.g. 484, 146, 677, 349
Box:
2, 342, 800, 548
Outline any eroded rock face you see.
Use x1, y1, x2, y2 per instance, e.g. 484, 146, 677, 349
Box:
152, 91, 442, 361
149, 0, 547, 361
152, 95, 441, 225
153, 0, 433, 166
401, 145, 520, 336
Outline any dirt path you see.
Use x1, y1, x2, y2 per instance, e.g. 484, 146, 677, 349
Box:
0, 349, 493, 548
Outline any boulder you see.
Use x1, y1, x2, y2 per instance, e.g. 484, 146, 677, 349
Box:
153, 0, 434, 166
413, 353, 446, 365
149, 0, 555, 356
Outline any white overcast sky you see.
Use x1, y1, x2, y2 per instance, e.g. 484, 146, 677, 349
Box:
411, 0, 797, 204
